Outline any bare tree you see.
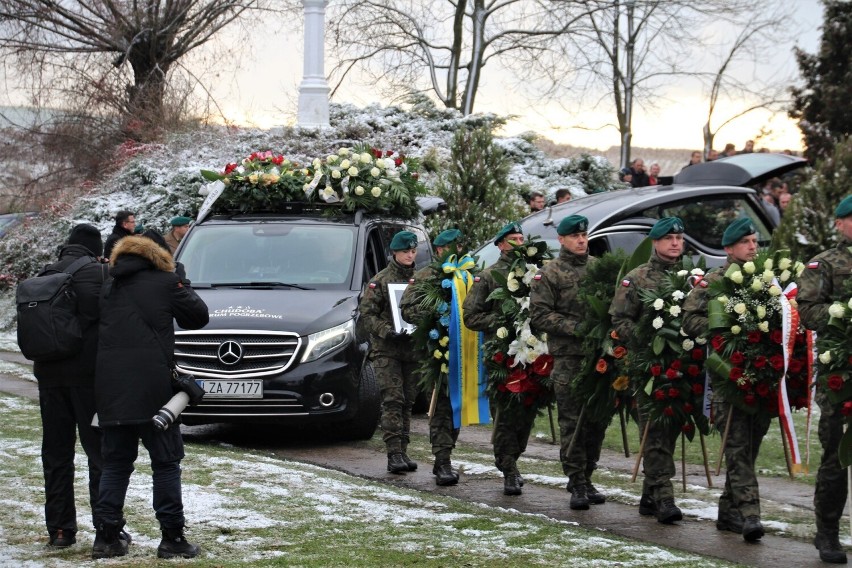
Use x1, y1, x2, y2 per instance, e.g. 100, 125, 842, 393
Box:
0, 0, 263, 127
326, 0, 598, 116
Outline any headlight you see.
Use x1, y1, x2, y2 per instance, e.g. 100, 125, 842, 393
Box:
301, 320, 354, 363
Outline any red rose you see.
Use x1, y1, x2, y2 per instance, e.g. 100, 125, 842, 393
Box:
532, 354, 554, 376
692, 349, 704, 361
842, 401, 852, 417
493, 352, 505, 364
744, 394, 756, 405
711, 335, 725, 351
729, 367, 744, 380
650, 365, 662, 377
682, 423, 694, 433
789, 359, 804, 373
747, 331, 762, 344
224, 162, 238, 174
692, 383, 704, 395
663, 406, 675, 417
754, 355, 767, 369
654, 390, 667, 401
272, 155, 284, 165
596, 358, 608, 373
770, 329, 783, 344
756, 382, 770, 397
730, 351, 745, 365
670, 359, 682, 371
683, 402, 694, 413
371, 147, 383, 158
687, 364, 701, 377
612, 346, 627, 359
827, 375, 844, 392
668, 388, 680, 399
769, 354, 785, 371
665, 368, 679, 380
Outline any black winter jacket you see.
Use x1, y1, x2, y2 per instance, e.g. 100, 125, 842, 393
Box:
104, 225, 133, 260
33, 244, 110, 388
95, 236, 209, 426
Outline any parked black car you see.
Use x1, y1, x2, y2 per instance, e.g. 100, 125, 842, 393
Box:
477, 153, 807, 268
172, 202, 436, 439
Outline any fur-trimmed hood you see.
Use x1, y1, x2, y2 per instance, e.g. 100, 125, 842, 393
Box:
110, 235, 175, 272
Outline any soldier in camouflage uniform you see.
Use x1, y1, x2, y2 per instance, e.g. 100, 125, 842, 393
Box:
609, 217, 686, 524
359, 230, 420, 474
529, 215, 607, 511
682, 217, 768, 542
797, 195, 852, 564
463, 222, 536, 496
400, 228, 465, 486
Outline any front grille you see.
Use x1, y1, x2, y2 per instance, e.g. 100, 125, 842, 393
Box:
182, 394, 308, 417
174, 329, 302, 379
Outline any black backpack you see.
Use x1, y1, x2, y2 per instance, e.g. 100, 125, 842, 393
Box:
16, 256, 96, 362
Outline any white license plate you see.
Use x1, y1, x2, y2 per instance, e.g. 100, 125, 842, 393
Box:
200, 379, 263, 399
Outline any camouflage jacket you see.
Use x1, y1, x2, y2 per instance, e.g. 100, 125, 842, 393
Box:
462, 254, 513, 338
528, 247, 594, 356
399, 264, 434, 326
358, 258, 416, 359
798, 238, 852, 333
681, 257, 734, 338
609, 253, 679, 344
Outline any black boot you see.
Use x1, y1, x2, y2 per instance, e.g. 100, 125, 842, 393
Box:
158, 527, 200, 559
400, 452, 418, 472
569, 483, 590, 510
433, 460, 459, 486
92, 520, 129, 559
387, 452, 408, 474
639, 494, 656, 516
716, 509, 744, 534
815, 532, 848, 564
503, 473, 522, 496
48, 528, 76, 548
586, 482, 606, 505
656, 497, 683, 524
742, 515, 764, 542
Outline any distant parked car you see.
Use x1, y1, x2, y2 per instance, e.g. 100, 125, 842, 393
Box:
476, 153, 806, 268
0, 212, 38, 238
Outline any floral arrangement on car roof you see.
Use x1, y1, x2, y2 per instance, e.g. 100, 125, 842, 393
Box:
481, 237, 556, 413
630, 258, 710, 439
703, 249, 808, 420
201, 145, 427, 218
814, 280, 852, 465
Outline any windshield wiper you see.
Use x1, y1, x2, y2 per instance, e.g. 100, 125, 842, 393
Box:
207, 282, 314, 290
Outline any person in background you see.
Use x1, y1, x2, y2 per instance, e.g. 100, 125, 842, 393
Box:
629, 158, 650, 188
91, 234, 209, 559
555, 188, 572, 204
684, 151, 702, 169
720, 143, 737, 158
33, 224, 116, 549
359, 230, 421, 475
797, 195, 852, 564
779, 192, 793, 214
741, 140, 755, 154
104, 210, 136, 259
619, 168, 633, 185
647, 163, 661, 186
163, 216, 192, 255
707, 149, 720, 161
528, 191, 545, 213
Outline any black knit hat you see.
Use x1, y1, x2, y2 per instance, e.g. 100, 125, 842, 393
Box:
67, 224, 103, 257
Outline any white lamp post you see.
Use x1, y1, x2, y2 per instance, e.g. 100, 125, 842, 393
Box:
297, 0, 330, 127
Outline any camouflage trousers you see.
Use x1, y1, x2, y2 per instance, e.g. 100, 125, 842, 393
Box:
814, 390, 848, 535
553, 356, 608, 486
429, 392, 460, 461
634, 396, 680, 501
714, 397, 770, 519
491, 402, 538, 475
373, 356, 419, 453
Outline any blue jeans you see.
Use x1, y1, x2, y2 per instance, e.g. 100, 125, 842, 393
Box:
94, 423, 186, 529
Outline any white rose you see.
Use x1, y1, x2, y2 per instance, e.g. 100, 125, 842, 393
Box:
339, 159, 350, 169
848, 298, 852, 310
780, 269, 791, 282
526, 246, 538, 256
370, 167, 381, 177
819, 350, 832, 364
677, 270, 688, 277
354, 185, 365, 196
653, 298, 665, 310
327, 154, 339, 164
750, 278, 763, 292
312, 158, 321, 168
682, 339, 694, 350
672, 290, 685, 300
348, 166, 359, 176
733, 303, 747, 315
731, 325, 742, 335
514, 267, 525, 277
371, 187, 382, 197
794, 261, 805, 276
338, 148, 350, 156
695, 336, 707, 345
717, 295, 729, 305
321, 187, 334, 198
758, 320, 770, 332
730, 271, 743, 284
376, 158, 387, 169
779, 257, 792, 270
763, 258, 773, 271
768, 285, 781, 296
496, 327, 508, 339
331, 169, 341, 179
762, 269, 774, 283
743, 261, 756, 274
360, 152, 372, 163
507, 278, 520, 292
829, 303, 846, 318
691, 268, 705, 276
652, 316, 664, 329
756, 305, 766, 319
669, 305, 682, 317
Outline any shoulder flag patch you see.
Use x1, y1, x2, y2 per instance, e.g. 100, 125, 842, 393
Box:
408, 278, 415, 283
807, 261, 820, 269
621, 278, 631, 287
699, 279, 708, 288
474, 276, 481, 282
368, 282, 377, 289
533, 274, 542, 280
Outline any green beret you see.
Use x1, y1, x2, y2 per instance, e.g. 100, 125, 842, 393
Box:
557, 215, 589, 236
835, 195, 852, 218
170, 216, 192, 227
648, 217, 685, 240
433, 229, 461, 247
721, 217, 757, 247
390, 230, 418, 251
493, 221, 524, 245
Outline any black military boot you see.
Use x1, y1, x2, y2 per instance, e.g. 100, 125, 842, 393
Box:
387, 452, 408, 474
638, 494, 656, 516
91, 520, 129, 559
656, 497, 683, 524
48, 529, 76, 548
815, 532, 848, 564
742, 515, 765, 542
716, 509, 744, 534
503, 473, 522, 496
569, 483, 590, 510
586, 482, 606, 505
157, 527, 200, 559
433, 460, 459, 486
401, 435, 417, 471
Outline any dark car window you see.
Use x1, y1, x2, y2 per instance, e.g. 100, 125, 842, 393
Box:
639, 196, 772, 249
